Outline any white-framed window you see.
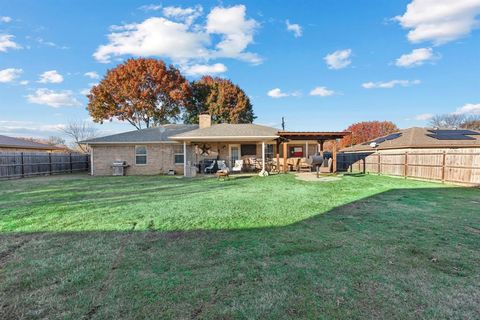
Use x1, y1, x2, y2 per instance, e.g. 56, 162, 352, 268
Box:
173, 144, 184, 165
265, 144, 274, 160
135, 145, 147, 165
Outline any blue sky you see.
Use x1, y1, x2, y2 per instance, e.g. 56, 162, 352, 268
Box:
1, 0, 480, 139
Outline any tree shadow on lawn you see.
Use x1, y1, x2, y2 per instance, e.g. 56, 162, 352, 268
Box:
1, 186, 479, 319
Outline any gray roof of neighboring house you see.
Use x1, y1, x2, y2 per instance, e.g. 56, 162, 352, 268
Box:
170, 123, 279, 141
341, 127, 480, 152
82, 124, 199, 144
0, 134, 62, 150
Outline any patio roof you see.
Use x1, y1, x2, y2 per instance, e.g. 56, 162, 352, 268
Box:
278, 131, 351, 141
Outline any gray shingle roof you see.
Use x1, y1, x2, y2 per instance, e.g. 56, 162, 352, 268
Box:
170, 123, 279, 141
82, 124, 199, 144
0, 134, 62, 150
341, 127, 480, 152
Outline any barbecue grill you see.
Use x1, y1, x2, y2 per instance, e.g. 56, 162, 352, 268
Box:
112, 160, 129, 176
309, 154, 325, 178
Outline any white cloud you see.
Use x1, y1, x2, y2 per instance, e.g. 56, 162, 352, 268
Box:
27, 89, 81, 108
20, 80, 29, 85
395, 47, 437, 67
309, 86, 335, 97
414, 113, 434, 120
38, 70, 64, 83
163, 5, 203, 25
0, 16, 12, 23
0, 34, 22, 52
362, 79, 421, 89
183, 63, 227, 76
139, 4, 162, 11
0, 120, 66, 137
395, 0, 480, 45
286, 20, 302, 37
324, 49, 352, 69
206, 5, 260, 63
267, 88, 300, 98
0, 68, 23, 83
84, 71, 100, 79
94, 5, 260, 65
268, 88, 287, 98
453, 103, 480, 115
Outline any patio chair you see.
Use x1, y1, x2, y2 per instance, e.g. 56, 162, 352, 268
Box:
217, 160, 228, 172
232, 160, 243, 173
298, 157, 313, 172
204, 160, 218, 174
319, 158, 333, 173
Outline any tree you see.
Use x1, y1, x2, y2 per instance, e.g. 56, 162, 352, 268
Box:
184, 76, 255, 124
87, 58, 191, 129
461, 116, 480, 130
60, 120, 98, 153
339, 121, 399, 148
429, 114, 466, 129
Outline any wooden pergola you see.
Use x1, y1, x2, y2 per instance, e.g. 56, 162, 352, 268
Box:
276, 131, 351, 173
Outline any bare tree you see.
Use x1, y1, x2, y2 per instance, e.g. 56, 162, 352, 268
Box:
429, 114, 466, 128
461, 115, 480, 130
60, 121, 98, 153
46, 136, 66, 146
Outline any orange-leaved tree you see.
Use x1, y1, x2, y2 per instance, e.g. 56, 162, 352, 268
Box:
87, 58, 191, 129
184, 76, 255, 124
339, 121, 399, 149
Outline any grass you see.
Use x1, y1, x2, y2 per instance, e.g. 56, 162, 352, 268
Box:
0, 173, 479, 319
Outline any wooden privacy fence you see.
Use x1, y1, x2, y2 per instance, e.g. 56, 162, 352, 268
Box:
337, 151, 480, 185
0, 152, 90, 179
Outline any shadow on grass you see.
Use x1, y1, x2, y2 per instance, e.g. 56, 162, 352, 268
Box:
1, 186, 479, 319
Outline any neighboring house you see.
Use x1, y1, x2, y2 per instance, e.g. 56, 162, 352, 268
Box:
340, 127, 480, 154
0, 134, 66, 153
339, 127, 480, 184
83, 114, 349, 176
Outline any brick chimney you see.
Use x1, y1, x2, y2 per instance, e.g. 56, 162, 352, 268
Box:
199, 113, 211, 129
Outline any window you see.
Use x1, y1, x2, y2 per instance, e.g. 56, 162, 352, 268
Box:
241, 144, 256, 156
174, 145, 184, 165
265, 144, 274, 160
135, 145, 147, 165
289, 146, 303, 157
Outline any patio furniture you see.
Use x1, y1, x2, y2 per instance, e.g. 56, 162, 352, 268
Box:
319, 158, 333, 173
298, 157, 313, 172
204, 160, 218, 174
232, 160, 243, 173
217, 160, 228, 171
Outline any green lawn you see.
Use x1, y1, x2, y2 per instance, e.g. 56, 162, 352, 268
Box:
0, 173, 479, 319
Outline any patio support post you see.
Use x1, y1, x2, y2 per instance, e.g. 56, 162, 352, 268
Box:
332, 140, 337, 173
183, 141, 187, 177
276, 140, 280, 173
305, 141, 309, 158
283, 142, 288, 173
261, 141, 266, 173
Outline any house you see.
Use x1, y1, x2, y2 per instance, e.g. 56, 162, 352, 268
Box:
83, 114, 350, 176
0, 134, 66, 153
339, 127, 480, 185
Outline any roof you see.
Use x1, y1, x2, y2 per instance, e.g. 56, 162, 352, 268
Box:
0, 134, 63, 150
82, 124, 198, 144
341, 127, 480, 152
170, 123, 279, 141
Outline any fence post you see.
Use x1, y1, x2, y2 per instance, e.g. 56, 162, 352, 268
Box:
404, 152, 408, 179
441, 151, 446, 183
20, 152, 25, 178
49, 153, 52, 175
377, 153, 381, 175
69, 153, 73, 173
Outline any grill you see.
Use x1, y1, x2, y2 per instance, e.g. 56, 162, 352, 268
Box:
112, 160, 128, 176
309, 154, 325, 178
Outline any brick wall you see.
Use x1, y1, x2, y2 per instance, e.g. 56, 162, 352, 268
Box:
91, 143, 189, 176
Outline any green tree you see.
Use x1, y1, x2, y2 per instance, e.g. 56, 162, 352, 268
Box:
184, 76, 255, 124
